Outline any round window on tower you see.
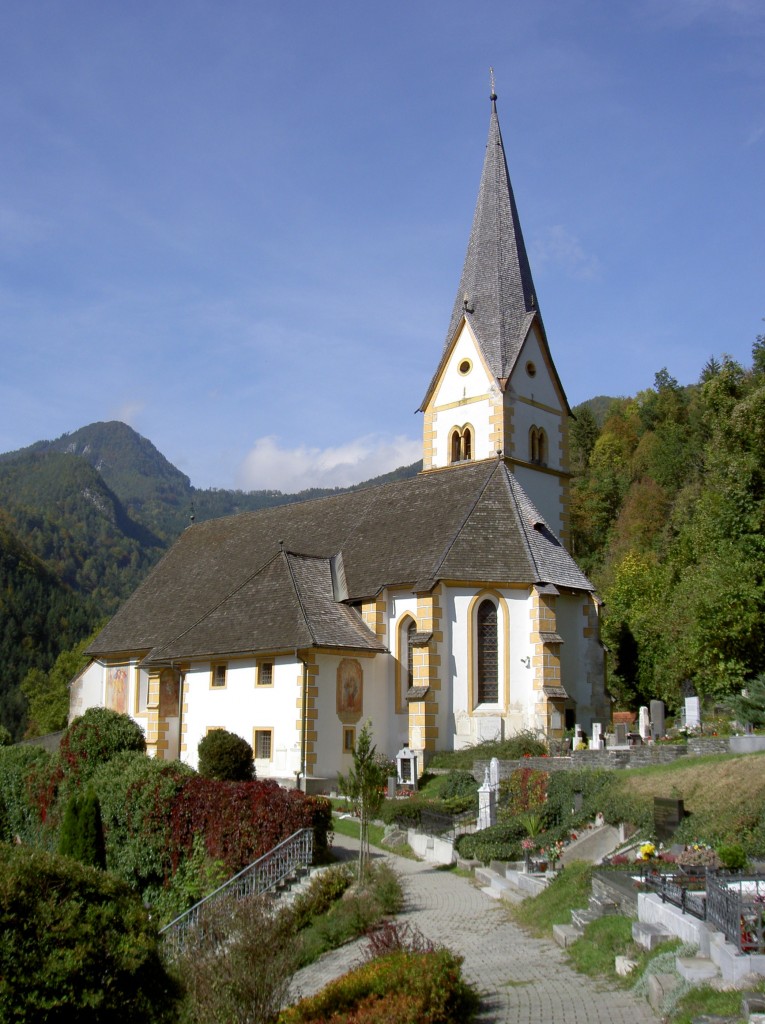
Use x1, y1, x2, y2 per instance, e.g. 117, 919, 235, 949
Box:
525, 361, 537, 378
458, 359, 472, 376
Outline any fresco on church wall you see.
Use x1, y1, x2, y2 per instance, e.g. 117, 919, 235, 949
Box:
106, 665, 128, 715
159, 668, 180, 717
336, 658, 363, 721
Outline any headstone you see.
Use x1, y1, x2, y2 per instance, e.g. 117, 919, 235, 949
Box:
387, 776, 397, 799
685, 696, 701, 729
614, 722, 628, 746
573, 791, 584, 813
654, 797, 685, 841
650, 700, 665, 740
489, 756, 500, 790
478, 771, 497, 829
639, 706, 651, 740
591, 722, 602, 750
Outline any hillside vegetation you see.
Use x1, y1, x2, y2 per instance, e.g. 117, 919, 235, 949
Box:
572, 337, 765, 710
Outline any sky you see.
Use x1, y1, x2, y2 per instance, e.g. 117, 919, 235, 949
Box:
0, 1, 763, 492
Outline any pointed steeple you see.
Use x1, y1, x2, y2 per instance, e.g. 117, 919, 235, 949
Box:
441, 90, 541, 384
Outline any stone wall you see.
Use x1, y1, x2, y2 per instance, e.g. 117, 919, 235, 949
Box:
687, 736, 729, 756
473, 743, 689, 782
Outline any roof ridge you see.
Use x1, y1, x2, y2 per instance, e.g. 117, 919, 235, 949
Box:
499, 466, 543, 581
284, 550, 319, 646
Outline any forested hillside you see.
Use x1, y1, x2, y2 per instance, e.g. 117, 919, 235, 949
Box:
0, 515, 98, 736
572, 337, 765, 711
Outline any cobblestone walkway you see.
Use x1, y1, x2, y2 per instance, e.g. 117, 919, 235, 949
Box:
288, 835, 657, 1023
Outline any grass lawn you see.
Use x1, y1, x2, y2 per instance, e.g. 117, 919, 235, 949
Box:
508, 861, 593, 936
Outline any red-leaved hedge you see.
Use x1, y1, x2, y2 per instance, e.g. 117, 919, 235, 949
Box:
169, 777, 332, 874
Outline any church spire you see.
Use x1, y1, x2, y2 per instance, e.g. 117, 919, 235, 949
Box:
441, 86, 540, 384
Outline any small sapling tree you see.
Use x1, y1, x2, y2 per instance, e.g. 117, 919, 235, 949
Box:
337, 722, 386, 877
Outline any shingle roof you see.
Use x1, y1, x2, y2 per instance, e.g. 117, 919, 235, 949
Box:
421, 96, 569, 412
88, 459, 593, 663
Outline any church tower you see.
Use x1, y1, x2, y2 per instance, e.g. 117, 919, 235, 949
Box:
420, 88, 572, 546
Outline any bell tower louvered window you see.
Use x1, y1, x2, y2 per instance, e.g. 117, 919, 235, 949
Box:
477, 599, 498, 703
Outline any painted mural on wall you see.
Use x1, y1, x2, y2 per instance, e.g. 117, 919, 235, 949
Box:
159, 667, 180, 718
336, 658, 363, 723
106, 665, 128, 715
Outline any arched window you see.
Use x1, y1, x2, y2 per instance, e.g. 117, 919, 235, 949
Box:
406, 620, 416, 689
476, 599, 498, 704
450, 429, 462, 465
529, 426, 547, 465
538, 429, 547, 465
462, 427, 472, 461
450, 426, 473, 464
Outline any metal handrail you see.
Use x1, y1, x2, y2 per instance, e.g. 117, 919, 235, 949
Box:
159, 827, 314, 957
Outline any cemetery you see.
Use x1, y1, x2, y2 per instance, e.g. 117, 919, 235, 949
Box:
380, 694, 765, 1013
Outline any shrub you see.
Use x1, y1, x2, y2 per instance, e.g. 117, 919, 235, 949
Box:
456, 819, 526, 863
0, 744, 52, 845
499, 768, 549, 817
90, 752, 194, 896
289, 865, 354, 931
58, 788, 106, 869
0, 843, 178, 1022
197, 729, 255, 781
173, 893, 297, 1024
61, 707, 147, 778
716, 844, 748, 871
279, 948, 479, 1024
439, 770, 479, 801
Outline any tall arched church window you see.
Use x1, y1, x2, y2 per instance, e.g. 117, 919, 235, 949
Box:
407, 620, 416, 689
538, 429, 547, 465
476, 599, 498, 703
529, 427, 539, 463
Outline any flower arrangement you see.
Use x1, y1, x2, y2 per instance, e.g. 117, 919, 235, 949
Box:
636, 842, 656, 861
521, 837, 536, 852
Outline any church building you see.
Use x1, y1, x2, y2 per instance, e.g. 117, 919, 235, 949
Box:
72, 91, 608, 788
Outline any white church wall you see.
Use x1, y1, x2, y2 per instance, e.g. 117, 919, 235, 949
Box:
429, 323, 497, 468
512, 399, 563, 472
556, 594, 604, 730
181, 656, 301, 778
312, 652, 391, 783
69, 660, 106, 722
388, 593, 419, 750
512, 465, 564, 538
444, 586, 533, 749
509, 328, 562, 410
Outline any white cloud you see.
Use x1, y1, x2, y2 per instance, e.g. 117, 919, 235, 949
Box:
531, 226, 602, 281
236, 433, 422, 492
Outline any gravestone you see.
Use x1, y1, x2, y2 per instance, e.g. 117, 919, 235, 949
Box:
478, 767, 497, 829
639, 706, 651, 741
591, 722, 603, 750
489, 756, 500, 790
650, 700, 665, 740
685, 696, 701, 729
614, 722, 628, 746
654, 797, 685, 841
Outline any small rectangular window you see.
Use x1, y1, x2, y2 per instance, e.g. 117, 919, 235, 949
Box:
211, 664, 227, 688
343, 727, 355, 752
257, 662, 273, 686
254, 729, 273, 760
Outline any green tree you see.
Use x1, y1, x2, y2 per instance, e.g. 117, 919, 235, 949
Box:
21, 631, 99, 737
197, 729, 254, 781
337, 722, 386, 877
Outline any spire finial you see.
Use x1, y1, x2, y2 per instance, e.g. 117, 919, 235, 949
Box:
489, 66, 497, 102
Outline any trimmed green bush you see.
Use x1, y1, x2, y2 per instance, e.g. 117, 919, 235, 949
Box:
0, 842, 178, 1022
0, 744, 51, 845
456, 819, 527, 863
279, 947, 479, 1023
59, 707, 146, 788
197, 728, 255, 781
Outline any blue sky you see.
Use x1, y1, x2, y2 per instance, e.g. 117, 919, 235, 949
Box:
1, 1, 762, 491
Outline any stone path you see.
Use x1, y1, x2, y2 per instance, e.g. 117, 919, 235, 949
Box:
288, 835, 657, 1023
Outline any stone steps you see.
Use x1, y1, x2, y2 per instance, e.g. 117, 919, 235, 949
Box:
553, 922, 583, 948
632, 920, 674, 951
